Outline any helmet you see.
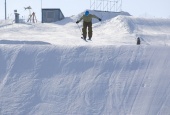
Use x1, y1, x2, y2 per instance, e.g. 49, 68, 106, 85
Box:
85, 11, 89, 16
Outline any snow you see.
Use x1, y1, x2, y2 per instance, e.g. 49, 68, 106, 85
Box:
0, 10, 170, 115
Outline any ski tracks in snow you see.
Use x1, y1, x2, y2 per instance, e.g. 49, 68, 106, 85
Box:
1, 45, 170, 115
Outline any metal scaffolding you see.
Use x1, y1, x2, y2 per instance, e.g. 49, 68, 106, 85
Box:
90, 0, 122, 12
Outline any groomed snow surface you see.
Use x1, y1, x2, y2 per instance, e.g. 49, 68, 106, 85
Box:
0, 10, 170, 115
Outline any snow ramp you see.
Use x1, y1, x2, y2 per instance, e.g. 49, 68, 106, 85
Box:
0, 45, 170, 115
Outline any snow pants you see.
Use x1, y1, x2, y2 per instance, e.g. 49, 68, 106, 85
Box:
82, 21, 92, 39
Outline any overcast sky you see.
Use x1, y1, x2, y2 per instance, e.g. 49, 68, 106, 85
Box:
0, 0, 170, 20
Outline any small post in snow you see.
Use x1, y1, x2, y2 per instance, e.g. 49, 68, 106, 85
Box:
137, 37, 141, 45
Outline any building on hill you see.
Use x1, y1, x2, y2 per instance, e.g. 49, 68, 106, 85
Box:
42, 9, 64, 23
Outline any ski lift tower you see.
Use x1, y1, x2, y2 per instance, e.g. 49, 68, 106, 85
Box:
90, 0, 122, 12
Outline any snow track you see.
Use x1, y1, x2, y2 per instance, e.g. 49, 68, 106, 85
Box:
0, 45, 170, 115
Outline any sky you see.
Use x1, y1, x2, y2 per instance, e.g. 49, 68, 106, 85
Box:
0, 0, 170, 21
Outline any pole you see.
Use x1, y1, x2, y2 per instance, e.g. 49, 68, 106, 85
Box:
76, 23, 82, 34
5, 0, 6, 20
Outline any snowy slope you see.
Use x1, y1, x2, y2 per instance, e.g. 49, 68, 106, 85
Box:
1, 45, 170, 115
0, 10, 170, 115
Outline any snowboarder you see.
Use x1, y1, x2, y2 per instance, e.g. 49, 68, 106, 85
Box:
76, 10, 101, 40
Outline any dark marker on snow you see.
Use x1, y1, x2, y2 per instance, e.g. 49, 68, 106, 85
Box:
137, 37, 141, 45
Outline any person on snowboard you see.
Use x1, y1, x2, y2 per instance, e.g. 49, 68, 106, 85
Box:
76, 10, 101, 40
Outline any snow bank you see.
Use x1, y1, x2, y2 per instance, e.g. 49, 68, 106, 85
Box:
0, 45, 170, 115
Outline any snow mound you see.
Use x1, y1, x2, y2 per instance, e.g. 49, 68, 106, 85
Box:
127, 17, 170, 45
0, 45, 170, 115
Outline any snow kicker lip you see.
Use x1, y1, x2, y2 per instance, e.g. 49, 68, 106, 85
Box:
0, 40, 51, 45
